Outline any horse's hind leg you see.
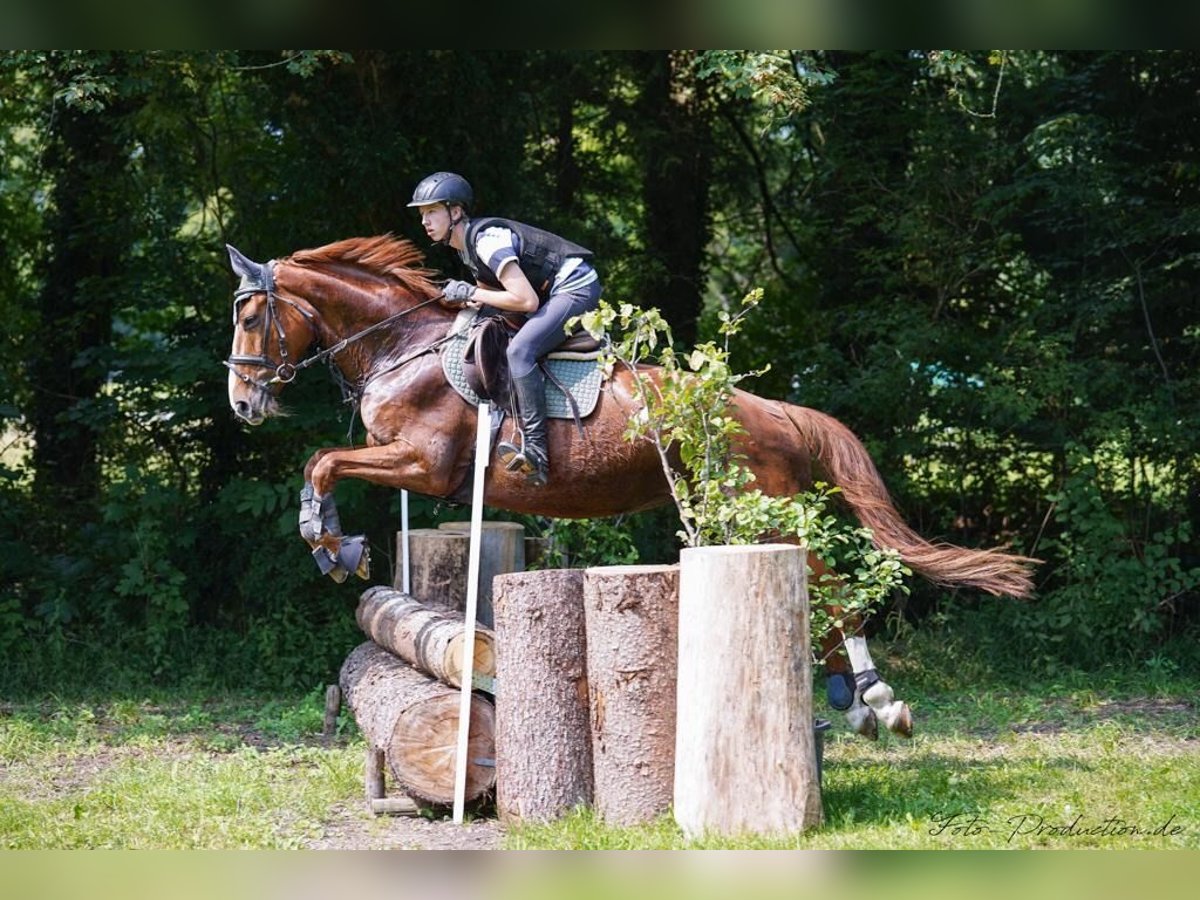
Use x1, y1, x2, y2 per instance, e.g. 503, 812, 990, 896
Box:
842, 632, 913, 738
820, 630, 879, 740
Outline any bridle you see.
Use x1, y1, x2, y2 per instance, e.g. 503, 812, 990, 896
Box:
223, 259, 446, 394
224, 279, 315, 391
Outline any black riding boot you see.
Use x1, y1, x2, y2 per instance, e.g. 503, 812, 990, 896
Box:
497, 369, 549, 486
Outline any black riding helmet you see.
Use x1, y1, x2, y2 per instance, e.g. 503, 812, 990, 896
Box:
407, 171, 473, 211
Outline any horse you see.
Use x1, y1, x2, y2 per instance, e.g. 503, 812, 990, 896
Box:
224, 234, 1038, 741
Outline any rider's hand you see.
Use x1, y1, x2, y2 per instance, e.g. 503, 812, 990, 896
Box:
442, 279, 477, 306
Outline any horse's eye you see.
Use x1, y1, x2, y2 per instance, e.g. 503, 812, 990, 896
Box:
242, 314, 259, 329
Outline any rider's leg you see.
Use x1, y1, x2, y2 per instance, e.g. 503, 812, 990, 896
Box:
498, 278, 600, 483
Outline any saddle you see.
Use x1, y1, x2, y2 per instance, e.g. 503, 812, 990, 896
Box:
461, 314, 602, 424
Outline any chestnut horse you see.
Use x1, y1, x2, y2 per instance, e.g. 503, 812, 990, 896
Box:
224, 235, 1037, 740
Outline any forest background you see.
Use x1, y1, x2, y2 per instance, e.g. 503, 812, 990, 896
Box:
1, 50, 1196, 693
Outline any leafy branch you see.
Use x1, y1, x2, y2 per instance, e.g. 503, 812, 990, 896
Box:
574, 292, 909, 649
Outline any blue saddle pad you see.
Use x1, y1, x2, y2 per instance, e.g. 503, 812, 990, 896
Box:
440, 315, 605, 420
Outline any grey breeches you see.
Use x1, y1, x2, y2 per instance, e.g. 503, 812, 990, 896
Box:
506, 279, 602, 378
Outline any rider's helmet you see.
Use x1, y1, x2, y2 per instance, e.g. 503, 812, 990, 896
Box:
406, 171, 473, 211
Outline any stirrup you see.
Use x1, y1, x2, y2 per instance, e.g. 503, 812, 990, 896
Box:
496, 439, 525, 472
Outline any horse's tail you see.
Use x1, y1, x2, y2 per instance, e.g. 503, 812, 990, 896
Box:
781, 404, 1038, 598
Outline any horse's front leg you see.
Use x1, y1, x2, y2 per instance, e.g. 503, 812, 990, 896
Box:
299, 439, 464, 583
298, 478, 368, 584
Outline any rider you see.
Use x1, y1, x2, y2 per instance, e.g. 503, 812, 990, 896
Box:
407, 171, 601, 486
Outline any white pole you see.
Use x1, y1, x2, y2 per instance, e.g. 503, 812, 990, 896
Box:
400, 489, 411, 594
453, 401, 490, 824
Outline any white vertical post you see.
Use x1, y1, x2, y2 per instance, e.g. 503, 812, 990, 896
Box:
453, 401, 490, 825
400, 489, 411, 594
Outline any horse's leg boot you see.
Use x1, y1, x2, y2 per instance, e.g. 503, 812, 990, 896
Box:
497, 370, 549, 485
299, 484, 342, 542
312, 545, 349, 583
826, 671, 856, 711
336, 534, 370, 581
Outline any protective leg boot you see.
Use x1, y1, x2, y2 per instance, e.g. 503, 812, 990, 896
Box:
497, 369, 549, 486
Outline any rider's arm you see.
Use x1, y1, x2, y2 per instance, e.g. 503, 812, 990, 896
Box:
470, 260, 538, 314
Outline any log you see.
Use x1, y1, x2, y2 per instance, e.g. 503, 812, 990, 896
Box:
674, 544, 823, 837
492, 568, 593, 823
323, 684, 341, 738
437, 521, 525, 628
356, 585, 496, 688
398, 522, 525, 627
582, 564, 680, 826
339, 641, 495, 805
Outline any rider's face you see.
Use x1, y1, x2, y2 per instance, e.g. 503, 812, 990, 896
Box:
418, 203, 455, 243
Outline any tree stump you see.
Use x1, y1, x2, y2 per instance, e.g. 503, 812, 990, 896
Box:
356, 585, 496, 688
339, 641, 495, 805
399, 522, 525, 626
437, 521, 525, 627
582, 564, 680, 826
492, 568, 593, 823
673, 544, 823, 837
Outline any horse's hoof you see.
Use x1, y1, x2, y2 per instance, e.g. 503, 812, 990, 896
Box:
312, 545, 349, 582
847, 704, 878, 740
337, 535, 370, 581
882, 701, 913, 738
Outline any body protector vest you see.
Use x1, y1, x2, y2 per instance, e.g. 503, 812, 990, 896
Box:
463, 217, 593, 302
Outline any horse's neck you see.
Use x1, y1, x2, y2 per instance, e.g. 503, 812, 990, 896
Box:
309, 288, 451, 380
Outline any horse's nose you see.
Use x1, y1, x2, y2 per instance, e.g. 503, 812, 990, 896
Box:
234, 399, 252, 420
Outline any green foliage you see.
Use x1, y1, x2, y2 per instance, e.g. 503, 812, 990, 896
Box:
533, 517, 641, 570
1012, 448, 1200, 667
1, 50, 1196, 693
577, 293, 910, 650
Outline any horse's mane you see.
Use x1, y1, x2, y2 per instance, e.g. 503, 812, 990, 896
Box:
289, 234, 440, 297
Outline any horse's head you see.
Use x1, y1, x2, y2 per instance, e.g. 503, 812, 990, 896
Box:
224, 244, 316, 425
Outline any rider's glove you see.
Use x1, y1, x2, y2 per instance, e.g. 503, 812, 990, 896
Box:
442, 279, 477, 305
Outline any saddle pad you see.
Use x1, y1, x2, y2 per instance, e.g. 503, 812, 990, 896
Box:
440, 314, 605, 420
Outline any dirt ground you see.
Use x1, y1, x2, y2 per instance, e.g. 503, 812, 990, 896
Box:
303, 801, 503, 850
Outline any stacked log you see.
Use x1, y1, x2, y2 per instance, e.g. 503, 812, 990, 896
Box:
399, 522, 524, 626
339, 641, 495, 805
492, 569, 593, 823
356, 585, 496, 689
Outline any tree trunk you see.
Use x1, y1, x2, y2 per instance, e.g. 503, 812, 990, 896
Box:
492, 569, 593, 823
30, 60, 138, 520
633, 50, 713, 346
357, 585, 496, 688
673, 544, 823, 837
582, 564, 680, 826
399, 521, 525, 627
339, 641, 495, 805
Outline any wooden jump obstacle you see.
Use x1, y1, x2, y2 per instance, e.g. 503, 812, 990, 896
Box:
335, 406, 822, 834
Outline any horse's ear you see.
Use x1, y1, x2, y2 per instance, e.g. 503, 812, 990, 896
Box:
226, 244, 275, 296
227, 244, 260, 280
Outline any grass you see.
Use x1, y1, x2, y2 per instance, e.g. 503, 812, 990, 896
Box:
0, 691, 363, 849
505, 675, 1200, 849
2, 663, 1197, 849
